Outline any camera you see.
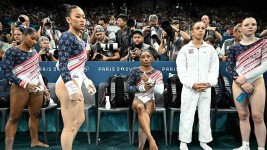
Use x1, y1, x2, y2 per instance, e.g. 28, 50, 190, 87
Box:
93, 43, 118, 60
161, 21, 174, 40
100, 43, 118, 51
44, 48, 50, 53
81, 31, 89, 42
43, 48, 58, 56
129, 43, 141, 52
95, 53, 103, 60
44, 18, 52, 26
13, 16, 25, 27
131, 48, 138, 52
48, 48, 58, 56
127, 19, 136, 28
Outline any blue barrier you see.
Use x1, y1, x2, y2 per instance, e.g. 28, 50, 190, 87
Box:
0, 61, 177, 86
0, 61, 266, 133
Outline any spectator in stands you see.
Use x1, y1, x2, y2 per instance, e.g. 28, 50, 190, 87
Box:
10, 28, 23, 47
38, 36, 57, 61
226, 17, 266, 150
9, 15, 30, 43
109, 15, 117, 25
219, 23, 242, 61
80, 20, 92, 60
201, 15, 222, 42
55, 5, 96, 150
0, 41, 10, 60
176, 21, 219, 150
205, 35, 221, 56
158, 20, 190, 61
0, 22, 9, 43
91, 25, 120, 61
260, 29, 267, 37
116, 13, 132, 57
120, 29, 158, 61
90, 17, 116, 45
3, 27, 49, 149
37, 17, 61, 49
143, 14, 163, 50
128, 50, 164, 150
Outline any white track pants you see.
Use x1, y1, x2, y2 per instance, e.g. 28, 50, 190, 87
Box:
179, 87, 213, 143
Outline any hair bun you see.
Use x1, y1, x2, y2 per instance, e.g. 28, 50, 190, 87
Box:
62, 4, 70, 10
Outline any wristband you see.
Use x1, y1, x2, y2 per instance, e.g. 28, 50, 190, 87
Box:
65, 81, 79, 95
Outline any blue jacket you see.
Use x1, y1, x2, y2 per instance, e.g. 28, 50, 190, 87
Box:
0, 79, 10, 99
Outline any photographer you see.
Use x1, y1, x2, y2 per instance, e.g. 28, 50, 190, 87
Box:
201, 15, 222, 42
38, 36, 57, 62
0, 22, 9, 43
120, 29, 158, 61
158, 20, 190, 61
37, 17, 61, 49
9, 15, 30, 44
0, 41, 10, 60
0, 22, 11, 60
116, 13, 133, 57
143, 14, 163, 50
91, 25, 120, 61
90, 17, 116, 45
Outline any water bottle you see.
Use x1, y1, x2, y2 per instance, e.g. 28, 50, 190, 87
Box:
105, 96, 111, 109
236, 92, 247, 103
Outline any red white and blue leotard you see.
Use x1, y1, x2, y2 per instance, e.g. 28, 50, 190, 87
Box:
56, 31, 87, 88
226, 38, 267, 83
2, 47, 45, 88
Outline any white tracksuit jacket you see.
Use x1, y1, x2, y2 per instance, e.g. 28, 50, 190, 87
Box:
176, 41, 219, 143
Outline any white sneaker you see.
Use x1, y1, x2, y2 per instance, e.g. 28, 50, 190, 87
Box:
200, 142, 212, 150
233, 145, 250, 150
180, 142, 189, 150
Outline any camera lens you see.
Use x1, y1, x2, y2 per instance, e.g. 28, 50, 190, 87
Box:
95, 54, 103, 60
131, 48, 137, 52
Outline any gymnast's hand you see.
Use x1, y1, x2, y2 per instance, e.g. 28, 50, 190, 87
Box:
84, 78, 96, 95
26, 83, 39, 93
241, 82, 254, 94
234, 75, 247, 86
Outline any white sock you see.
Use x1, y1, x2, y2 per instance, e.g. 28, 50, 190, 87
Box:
242, 141, 249, 146
258, 147, 265, 150
233, 141, 250, 150
200, 142, 212, 150
180, 142, 188, 150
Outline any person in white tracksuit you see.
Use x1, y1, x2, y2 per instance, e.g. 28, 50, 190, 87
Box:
176, 21, 219, 150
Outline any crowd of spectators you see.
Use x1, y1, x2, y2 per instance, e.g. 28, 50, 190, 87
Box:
0, 0, 266, 34
0, 0, 267, 62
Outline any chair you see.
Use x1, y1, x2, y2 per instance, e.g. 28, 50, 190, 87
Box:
96, 82, 131, 145
56, 84, 95, 144
131, 93, 168, 146
168, 107, 181, 145
22, 83, 57, 144
210, 107, 237, 130
0, 107, 9, 132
